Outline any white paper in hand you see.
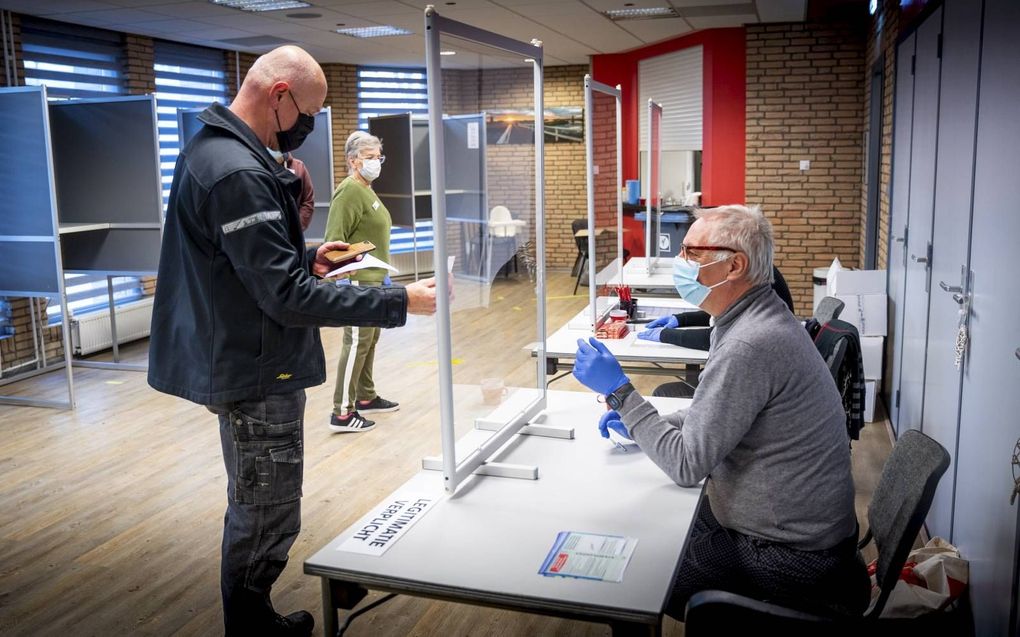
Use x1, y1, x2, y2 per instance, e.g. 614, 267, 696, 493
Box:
326, 253, 398, 278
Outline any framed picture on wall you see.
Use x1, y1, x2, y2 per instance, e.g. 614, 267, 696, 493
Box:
486, 107, 582, 144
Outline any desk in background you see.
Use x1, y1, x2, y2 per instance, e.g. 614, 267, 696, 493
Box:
539, 296, 707, 382
305, 390, 701, 636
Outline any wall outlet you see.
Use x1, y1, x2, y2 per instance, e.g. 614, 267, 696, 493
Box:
799, 160, 810, 171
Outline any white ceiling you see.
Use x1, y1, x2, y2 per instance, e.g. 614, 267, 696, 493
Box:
0, 0, 807, 66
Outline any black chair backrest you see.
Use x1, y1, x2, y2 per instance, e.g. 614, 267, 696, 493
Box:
815, 296, 846, 325
571, 218, 588, 254
866, 429, 950, 618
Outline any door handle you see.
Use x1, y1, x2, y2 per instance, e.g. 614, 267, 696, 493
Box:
911, 254, 928, 264
938, 281, 963, 293
894, 236, 905, 243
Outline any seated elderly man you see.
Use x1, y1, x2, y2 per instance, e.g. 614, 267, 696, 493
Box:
573, 205, 868, 618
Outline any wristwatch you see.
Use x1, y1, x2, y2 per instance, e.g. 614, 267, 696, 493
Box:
605, 382, 636, 410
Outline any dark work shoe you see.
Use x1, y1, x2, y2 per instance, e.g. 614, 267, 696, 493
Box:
329, 411, 376, 433
270, 610, 314, 636
357, 396, 400, 413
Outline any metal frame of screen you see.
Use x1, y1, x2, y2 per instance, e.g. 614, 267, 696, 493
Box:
584, 75, 623, 329
0, 86, 76, 409
424, 6, 547, 494
644, 99, 663, 274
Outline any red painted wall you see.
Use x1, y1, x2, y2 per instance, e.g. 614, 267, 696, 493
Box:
591, 28, 746, 207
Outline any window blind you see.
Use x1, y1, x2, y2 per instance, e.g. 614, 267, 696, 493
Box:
638, 46, 703, 152
357, 67, 427, 130
154, 40, 228, 208
21, 16, 124, 100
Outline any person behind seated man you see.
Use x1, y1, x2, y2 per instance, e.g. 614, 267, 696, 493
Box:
572, 205, 869, 619
637, 265, 794, 351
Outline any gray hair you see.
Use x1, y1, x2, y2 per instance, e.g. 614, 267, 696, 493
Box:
345, 130, 381, 164
694, 204, 774, 286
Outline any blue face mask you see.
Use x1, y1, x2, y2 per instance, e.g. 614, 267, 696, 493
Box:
672, 254, 732, 306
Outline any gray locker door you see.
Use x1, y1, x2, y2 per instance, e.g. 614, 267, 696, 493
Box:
897, 8, 942, 436
919, 0, 982, 541
953, 0, 1020, 632
886, 33, 916, 431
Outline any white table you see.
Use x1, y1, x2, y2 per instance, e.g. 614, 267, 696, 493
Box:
595, 257, 676, 293
305, 390, 702, 636
541, 296, 708, 382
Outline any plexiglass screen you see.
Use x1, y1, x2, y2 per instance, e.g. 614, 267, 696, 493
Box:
645, 102, 662, 271
434, 30, 545, 445
590, 87, 622, 305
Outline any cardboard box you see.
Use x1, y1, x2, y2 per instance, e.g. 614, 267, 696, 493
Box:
829, 268, 887, 296
861, 335, 884, 380
835, 293, 888, 337
864, 379, 877, 423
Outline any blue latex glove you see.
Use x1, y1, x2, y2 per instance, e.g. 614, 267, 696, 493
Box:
382, 275, 392, 286
646, 314, 679, 329
598, 409, 632, 440
637, 327, 664, 342
573, 337, 629, 396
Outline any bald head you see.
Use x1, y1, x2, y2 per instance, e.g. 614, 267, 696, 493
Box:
230, 45, 327, 149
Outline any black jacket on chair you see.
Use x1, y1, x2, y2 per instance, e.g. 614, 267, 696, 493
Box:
148, 103, 407, 405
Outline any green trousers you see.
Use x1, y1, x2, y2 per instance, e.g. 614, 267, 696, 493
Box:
332, 281, 382, 415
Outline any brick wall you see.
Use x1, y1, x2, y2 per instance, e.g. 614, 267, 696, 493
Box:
123, 34, 155, 94
225, 50, 256, 98
437, 64, 588, 269
322, 63, 359, 189
591, 87, 619, 272
745, 22, 866, 315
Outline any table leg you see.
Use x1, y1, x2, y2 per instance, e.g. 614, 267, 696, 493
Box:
320, 578, 368, 637
320, 578, 337, 637
546, 357, 560, 376
683, 363, 700, 387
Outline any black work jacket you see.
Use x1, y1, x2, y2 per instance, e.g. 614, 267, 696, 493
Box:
148, 103, 407, 405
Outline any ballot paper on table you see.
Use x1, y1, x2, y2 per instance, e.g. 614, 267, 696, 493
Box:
538, 531, 638, 582
326, 253, 398, 278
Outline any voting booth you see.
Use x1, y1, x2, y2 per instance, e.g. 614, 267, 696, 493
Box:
178, 106, 335, 242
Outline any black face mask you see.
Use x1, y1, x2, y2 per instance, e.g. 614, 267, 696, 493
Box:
275, 90, 315, 153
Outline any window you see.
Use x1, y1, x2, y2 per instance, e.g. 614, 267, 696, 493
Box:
154, 40, 228, 208
20, 18, 141, 322
357, 67, 427, 130
21, 16, 124, 99
638, 47, 703, 200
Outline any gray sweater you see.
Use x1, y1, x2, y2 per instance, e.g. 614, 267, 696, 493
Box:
619, 284, 857, 551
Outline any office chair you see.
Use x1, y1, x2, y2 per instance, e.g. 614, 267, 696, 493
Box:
571, 218, 589, 295
816, 296, 846, 325
684, 429, 953, 636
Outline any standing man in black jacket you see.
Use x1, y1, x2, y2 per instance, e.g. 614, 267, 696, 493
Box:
148, 46, 438, 637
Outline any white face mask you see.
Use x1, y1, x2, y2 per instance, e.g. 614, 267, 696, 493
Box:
359, 158, 382, 181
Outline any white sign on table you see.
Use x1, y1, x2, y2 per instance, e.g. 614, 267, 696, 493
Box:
337, 492, 443, 556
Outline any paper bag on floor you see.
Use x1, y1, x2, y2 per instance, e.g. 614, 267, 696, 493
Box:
869, 537, 969, 618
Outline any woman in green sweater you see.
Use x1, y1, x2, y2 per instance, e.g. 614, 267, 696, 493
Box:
325, 131, 397, 433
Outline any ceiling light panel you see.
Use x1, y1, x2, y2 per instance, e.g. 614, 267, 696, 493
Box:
603, 7, 679, 21
211, 0, 312, 12
335, 25, 412, 38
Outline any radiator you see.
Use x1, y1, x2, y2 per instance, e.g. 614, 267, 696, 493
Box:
390, 250, 435, 278
70, 297, 154, 356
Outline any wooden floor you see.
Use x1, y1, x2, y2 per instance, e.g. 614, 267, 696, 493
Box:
0, 272, 893, 637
